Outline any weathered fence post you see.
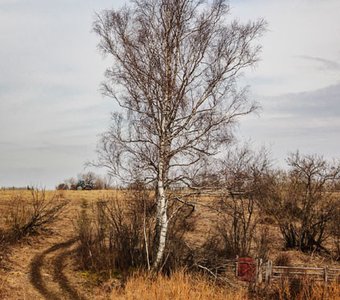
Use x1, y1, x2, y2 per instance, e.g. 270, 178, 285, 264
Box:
235, 255, 239, 277
324, 266, 328, 284
257, 258, 263, 284
265, 260, 272, 284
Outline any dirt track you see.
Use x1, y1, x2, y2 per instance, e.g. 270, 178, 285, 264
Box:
0, 200, 100, 300
28, 238, 85, 300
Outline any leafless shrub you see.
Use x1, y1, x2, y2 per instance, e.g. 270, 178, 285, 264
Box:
5, 189, 68, 240
209, 147, 271, 257
162, 197, 196, 273
192, 232, 231, 278
259, 152, 340, 253
215, 195, 257, 258
0, 190, 67, 269
195, 203, 258, 277
56, 183, 69, 190
75, 189, 156, 274
191, 147, 272, 276
330, 204, 340, 260
76, 199, 95, 270
75, 188, 196, 276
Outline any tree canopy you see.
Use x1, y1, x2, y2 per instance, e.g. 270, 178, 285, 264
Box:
94, 0, 266, 270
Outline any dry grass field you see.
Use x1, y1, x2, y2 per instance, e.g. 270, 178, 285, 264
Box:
0, 189, 117, 299
0, 189, 339, 299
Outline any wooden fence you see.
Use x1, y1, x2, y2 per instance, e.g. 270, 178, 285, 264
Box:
230, 258, 340, 285
262, 261, 340, 284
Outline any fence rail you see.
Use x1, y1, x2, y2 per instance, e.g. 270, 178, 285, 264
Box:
232, 257, 340, 284
270, 265, 340, 282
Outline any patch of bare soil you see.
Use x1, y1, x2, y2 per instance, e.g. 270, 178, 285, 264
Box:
0, 200, 101, 300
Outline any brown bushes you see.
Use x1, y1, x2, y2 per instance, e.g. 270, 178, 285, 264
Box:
75, 189, 196, 277
76, 189, 155, 274
258, 153, 340, 253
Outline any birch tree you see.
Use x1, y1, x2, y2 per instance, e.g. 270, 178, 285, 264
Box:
93, 0, 265, 271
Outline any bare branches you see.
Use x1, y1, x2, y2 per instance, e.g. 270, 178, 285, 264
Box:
6, 189, 68, 240
259, 152, 340, 252
93, 0, 265, 270
93, 0, 265, 186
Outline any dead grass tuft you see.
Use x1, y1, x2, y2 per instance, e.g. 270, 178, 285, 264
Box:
110, 270, 248, 300
256, 277, 340, 300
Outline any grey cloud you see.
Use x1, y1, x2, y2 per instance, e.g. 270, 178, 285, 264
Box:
238, 83, 340, 164
297, 55, 340, 71
264, 83, 340, 119
0, 140, 92, 153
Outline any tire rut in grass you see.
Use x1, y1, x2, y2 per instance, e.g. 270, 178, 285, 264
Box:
29, 238, 85, 300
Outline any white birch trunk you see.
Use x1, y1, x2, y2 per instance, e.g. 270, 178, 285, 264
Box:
152, 158, 168, 271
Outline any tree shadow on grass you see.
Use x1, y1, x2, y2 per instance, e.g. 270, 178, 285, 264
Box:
29, 238, 85, 300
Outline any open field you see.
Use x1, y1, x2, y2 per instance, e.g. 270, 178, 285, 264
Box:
0, 189, 339, 299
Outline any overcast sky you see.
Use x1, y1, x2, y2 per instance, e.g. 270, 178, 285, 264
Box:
1, 0, 339, 188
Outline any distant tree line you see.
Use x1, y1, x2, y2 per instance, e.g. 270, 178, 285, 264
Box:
56, 172, 112, 190
0, 186, 32, 191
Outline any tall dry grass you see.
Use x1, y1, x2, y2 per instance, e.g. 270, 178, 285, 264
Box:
256, 277, 340, 300
110, 270, 248, 300
109, 271, 340, 300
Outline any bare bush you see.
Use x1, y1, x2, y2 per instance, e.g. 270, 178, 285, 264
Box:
192, 147, 272, 276
330, 204, 340, 260
206, 147, 271, 259
215, 194, 257, 258
259, 152, 340, 253
162, 195, 196, 272
76, 189, 155, 274
75, 188, 195, 276
6, 189, 68, 240
56, 183, 69, 190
